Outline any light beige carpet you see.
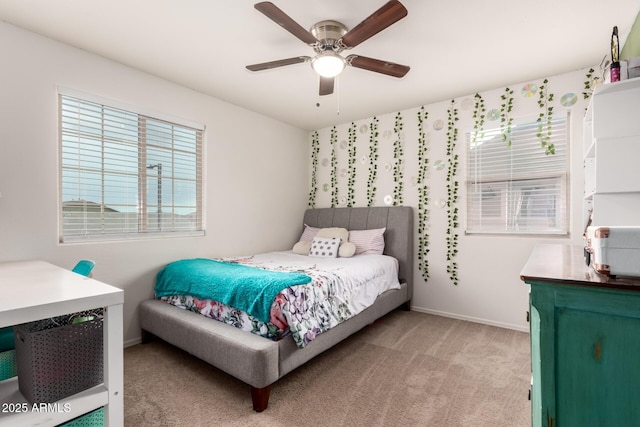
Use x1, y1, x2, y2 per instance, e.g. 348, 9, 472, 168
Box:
124, 310, 531, 427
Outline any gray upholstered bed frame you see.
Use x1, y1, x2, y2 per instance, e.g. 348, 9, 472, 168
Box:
139, 206, 414, 411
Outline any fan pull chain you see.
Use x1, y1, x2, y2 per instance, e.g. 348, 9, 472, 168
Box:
336, 75, 340, 116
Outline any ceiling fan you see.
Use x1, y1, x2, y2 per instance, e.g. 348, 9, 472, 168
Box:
246, 0, 410, 96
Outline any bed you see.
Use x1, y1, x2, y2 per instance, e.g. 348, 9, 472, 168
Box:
138, 206, 414, 411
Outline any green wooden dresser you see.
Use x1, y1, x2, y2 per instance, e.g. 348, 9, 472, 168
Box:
521, 244, 640, 427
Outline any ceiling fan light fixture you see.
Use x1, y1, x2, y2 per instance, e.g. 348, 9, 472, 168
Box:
311, 51, 345, 78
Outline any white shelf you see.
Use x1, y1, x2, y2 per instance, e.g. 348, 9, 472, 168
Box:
0, 379, 108, 426
0, 261, 124, 426
583, 78, 640, 228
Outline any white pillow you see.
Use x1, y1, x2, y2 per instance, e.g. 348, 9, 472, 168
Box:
292, 240, 312, 255
349, 228, 386, 255
308, 236, 340, 258
338, 241, 356, 258
316, 227, 349, 243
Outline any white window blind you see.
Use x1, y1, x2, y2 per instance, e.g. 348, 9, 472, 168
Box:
59, 94, 204, 242
466, 113, 568, 235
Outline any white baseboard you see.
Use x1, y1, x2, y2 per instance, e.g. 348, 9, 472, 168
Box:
124, 337, 142, 348
409, 306, 530, 333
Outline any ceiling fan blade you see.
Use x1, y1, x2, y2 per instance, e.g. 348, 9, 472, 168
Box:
319, 77, 334, 96
254, 2, 319, 46
246, 56, 310, 71
346, 55, 410, 78
340, 0, 408, 48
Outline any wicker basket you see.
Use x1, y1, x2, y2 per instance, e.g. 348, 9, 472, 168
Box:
14, 312, 103, 404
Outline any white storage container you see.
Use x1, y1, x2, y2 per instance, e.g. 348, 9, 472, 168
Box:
586, 225, 640, 277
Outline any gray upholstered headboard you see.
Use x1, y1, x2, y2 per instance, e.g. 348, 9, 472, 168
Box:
302, 206, 414, 299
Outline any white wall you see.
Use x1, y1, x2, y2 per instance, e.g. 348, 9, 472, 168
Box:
0, 22, 310, 345
312, 69, 591, 331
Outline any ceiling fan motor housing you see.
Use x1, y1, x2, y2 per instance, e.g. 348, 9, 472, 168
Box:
310, 20, 348, 53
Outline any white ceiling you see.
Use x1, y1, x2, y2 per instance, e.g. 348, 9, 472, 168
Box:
0, 1, 638, 130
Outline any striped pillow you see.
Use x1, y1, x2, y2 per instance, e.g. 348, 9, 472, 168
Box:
299, 224, 319, 242
349, 228, 386, 255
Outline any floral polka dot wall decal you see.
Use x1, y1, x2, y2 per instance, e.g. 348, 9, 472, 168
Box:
521, 83, 537, 98
361, 154, 369, 165
340, 168, 347, 177
560, 93, 577, 108
434, 198, 446, 208
487, 108, 500, 121
359, 124, 368, 134
321, 158, 329, 167
384, 162, 392, 172
339, 140, 347, 149
384, 195, 394, 205
322, 183, 330, 192
382, 129, 392, 139
410, 176, 418, 187
433, 159, 445, 171
433, 119, 444, 131
339, 196, 347, 206
461, 98, 474, 110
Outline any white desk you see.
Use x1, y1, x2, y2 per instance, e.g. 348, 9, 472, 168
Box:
0, 260, 124, 426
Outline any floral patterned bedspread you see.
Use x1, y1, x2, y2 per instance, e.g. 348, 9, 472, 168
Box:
158, 251, 399, 348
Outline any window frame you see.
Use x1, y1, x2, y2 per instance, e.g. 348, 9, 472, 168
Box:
465, 112, 570, 236
58, 89, 205, 243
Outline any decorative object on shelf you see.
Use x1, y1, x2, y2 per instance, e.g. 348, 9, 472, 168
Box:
393, 112, 405, 206
446, 100, 460, 286
536, 78, 556, 155
308, 130, 319, 208
500, 87, 514, 146
610, 26, 620, 82
417, 106, 430, 280
367, 117, 379, 207
347, 122, 357, 207
330, 126, 338, 207
521, 83, 538, 98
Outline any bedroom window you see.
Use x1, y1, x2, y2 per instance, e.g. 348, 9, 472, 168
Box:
466, 113, 569, 235
59, 93, 204, 242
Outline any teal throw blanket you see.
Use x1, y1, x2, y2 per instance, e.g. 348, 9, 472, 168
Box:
154, 258, 311, 322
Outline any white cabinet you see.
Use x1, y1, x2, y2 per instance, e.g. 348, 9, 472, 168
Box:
0, 261, 124, 426
584, 78, 640, 227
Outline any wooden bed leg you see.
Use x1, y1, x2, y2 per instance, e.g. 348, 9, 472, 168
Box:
141, 329, 157, 344
251, 385, 272, 412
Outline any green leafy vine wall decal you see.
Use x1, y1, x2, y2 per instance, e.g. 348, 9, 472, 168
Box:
330, 126, 338, 207
500, 87, 514, 146
347, 123, 357, 207
471, 93, 486, 145
367, 117, 379, 207
446, 100, 460, 286
417, 106, 430, 280
308, 130, 319, 208
582, 68, 595, 100
393, 112, 404, 206
536, 78, 555, 155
